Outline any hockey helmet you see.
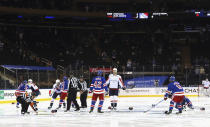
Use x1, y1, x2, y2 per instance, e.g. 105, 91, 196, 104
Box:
169, 76, 175, 82
28, 79, 33, 83
97, 70, 103, 76
63, 76, 68, 80
56, 79, 60, 83
23, 80, 28, 84
113, 68, 117, 71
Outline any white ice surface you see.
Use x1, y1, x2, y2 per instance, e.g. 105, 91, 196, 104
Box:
0, 97, 210, 127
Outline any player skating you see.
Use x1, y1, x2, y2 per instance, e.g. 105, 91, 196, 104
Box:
57, 76, 68, 109
89, 70, 108, 113
164, 76, 185, 114
106, 68, 126, 110
27, 79, 40, 110
48, 79, 62, 109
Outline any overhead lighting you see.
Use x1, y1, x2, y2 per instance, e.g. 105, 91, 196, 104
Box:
45, 16, 55, 19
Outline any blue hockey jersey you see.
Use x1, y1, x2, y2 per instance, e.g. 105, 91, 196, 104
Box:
90, 76, 108, 94
165, 81, 184, 97
15, 81, 29, 96
61, 78, 69, 93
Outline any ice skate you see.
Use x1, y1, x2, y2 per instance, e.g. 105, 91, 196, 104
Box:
97, 109, 104, 113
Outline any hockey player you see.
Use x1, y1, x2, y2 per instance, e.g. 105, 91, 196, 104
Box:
57, 76, 68, 109
106, 68, 126, 110
48, 79, 62, 109
89, 70, 108, 113
168, 94, 194, 110
202, 78, 210, 97
16, 80, 37, 114
27, 79, 40, 110
179, 96, 194, 110
164, 76, 185, 114
15, 80, 28, 109
15, 80, 30, 108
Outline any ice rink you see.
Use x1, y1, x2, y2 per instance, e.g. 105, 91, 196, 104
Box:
0, 97, 210, 127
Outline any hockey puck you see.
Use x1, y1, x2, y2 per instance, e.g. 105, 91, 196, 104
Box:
129, 107, 133, 110
51, 110, 57, 113
200, 107, 205, 111
11, 102, 15, 104
108, 106, 112, 109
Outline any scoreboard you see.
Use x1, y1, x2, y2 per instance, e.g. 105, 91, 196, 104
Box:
106, 12, 170, 21
106, 11, 210, 21
107, 13, 149, 19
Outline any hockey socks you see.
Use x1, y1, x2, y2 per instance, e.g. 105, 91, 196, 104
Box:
57, 100, 64, 109
111, 103, 114, 107
90, 100, 96, 110
114, 103, 117, 107
48, 102, 53, 109
98, 100, 104, 110
110, 96, 118, 109
50, 102, 53, 107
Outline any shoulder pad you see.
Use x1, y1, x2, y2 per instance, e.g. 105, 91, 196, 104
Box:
109, 74, 113, 77
117, 75, 121, 78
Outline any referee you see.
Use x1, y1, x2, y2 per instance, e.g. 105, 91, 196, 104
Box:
79, 76, 88, 108
65, 73, 82, 112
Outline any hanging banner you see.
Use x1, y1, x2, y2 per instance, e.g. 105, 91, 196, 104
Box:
89, 68, 112, 73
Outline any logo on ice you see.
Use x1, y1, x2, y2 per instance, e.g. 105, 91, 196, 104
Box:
0, 91, 4, 99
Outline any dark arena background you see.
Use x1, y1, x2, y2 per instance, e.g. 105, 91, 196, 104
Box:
0, 0, 210, 127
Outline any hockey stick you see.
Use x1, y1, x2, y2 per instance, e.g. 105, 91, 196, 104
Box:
144, 99, 164, 113
193, 106, 205, 111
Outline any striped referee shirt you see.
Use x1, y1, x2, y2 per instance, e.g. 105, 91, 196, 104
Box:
68, 77, 81, 90
79, 81, 87, 91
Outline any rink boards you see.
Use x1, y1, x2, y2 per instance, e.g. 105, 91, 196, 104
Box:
0, 87, 198, 104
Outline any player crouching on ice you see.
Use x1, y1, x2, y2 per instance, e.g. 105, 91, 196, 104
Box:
16, 80, 38, 114
164, 76, 185, 114
89, 70, 108, 113
168, 94, 194, 111
178, 96, 194, 110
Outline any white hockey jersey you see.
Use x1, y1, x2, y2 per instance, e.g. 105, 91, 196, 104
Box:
28, 83, 39, 91
106, 74, 125, 89
52, 83, 62, 93
202, 80, 210, 88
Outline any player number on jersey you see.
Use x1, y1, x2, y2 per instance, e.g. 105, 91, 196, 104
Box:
94, 81, 102, 88
174, 82, 182, 89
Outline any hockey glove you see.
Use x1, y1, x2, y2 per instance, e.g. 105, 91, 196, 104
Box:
168, 94, 172, 99
80, 90, 84, 95
49, 90, 52, 97
89, 90, 93, 94
105, 91, 109, 96
25, 98, 32, 103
